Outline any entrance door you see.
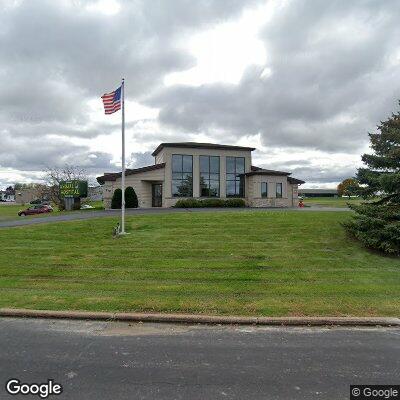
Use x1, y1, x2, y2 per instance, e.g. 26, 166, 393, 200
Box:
152, 184, 162, 207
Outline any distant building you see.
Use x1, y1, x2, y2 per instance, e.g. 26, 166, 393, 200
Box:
14, 185, 47, 204
0, 187, 15, 202
298, 188, 338, 198
86, 186, 103, 202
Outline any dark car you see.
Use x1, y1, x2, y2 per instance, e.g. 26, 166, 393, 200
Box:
30, 199, 50, 205
18, 204, 53, 216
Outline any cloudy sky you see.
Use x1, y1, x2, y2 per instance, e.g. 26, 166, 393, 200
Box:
1, 0, 399, 189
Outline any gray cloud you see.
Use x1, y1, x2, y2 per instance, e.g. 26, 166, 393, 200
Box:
0, 133, 115, 175
0, 0, 257, 187
2, 0, 399, 188
0, 0, 255, 102
258, 159, 357, 185
128, 151, 154, 169
147, 0, 400, 153
290, 165, 357, 185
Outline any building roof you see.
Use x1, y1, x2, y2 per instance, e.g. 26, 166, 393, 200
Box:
97, 163, 165, 184
288, 177, 306, 185
152, 142, 256, 156
248, 166, 305, 184
244, 167, 291, 176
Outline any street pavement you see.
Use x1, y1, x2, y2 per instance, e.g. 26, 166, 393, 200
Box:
0, 206, 350, 228
0, 318, 398, 399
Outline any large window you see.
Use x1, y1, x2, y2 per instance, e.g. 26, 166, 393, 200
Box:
200, 156, 220, 197
276, 183, 283, 198
172, 154, 193, 197
226, 157, 245, 197
261, 182, 268, 198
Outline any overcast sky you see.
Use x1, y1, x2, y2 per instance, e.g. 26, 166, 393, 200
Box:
1, 0, 399, 189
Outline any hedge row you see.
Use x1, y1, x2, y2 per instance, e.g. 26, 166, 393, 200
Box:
173, 198, 246, 208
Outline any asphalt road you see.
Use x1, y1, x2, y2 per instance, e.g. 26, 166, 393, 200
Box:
0, 318, 398, 400
0, 206, 350, 228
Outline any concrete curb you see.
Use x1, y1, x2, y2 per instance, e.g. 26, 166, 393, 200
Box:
0, 308, 399, 327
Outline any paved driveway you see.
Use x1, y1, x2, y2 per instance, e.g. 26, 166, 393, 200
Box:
0, 206, 350, 228
0, 318, 398, 400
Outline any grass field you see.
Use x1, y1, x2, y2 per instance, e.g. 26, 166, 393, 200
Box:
0, 201, 103, 222
0, 204, 30, 221
303, 196, 362, 208
0, 211, 398, 317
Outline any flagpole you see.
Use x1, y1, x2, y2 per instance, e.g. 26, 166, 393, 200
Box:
121, 78, 126, 234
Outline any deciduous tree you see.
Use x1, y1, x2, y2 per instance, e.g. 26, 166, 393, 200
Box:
337, 178, 359, 198
41, 165, 87, 209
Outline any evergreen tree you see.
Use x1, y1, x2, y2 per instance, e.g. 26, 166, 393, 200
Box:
125, 186, 138, 208
344, 102, 400, 254
111, 188, 122, 209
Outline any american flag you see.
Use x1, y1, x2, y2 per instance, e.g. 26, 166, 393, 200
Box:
101, 86, 122, 114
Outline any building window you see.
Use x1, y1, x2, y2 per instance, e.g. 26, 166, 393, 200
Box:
276, 183, 283, 198
172, 154, 193, 197
200, 156, 220, 197
261, 182, 268, 198
226, 157, 245, 197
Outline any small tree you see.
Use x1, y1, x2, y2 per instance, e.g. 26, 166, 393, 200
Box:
125, 186, 138, 208
5, 186, 14, 195
337, 178, 359, 198
111, 188, 122, 209
343, 101, 400, 254
41, 165, 88, 209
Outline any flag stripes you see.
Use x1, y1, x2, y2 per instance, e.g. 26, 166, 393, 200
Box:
101, 86, 122, 114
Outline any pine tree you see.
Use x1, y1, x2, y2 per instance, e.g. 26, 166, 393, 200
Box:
344, 102, 400, 254
111, 188, 122, 209
125, 186, 138, 208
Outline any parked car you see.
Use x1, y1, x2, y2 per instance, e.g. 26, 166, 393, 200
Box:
29, 199, 42, 204
29, 199, 50, 205
18, 204, 53, 216
80, 204, 94, 210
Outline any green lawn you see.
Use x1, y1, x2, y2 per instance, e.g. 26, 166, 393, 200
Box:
303, 196, 363, 208
0, 201, 104, 222
0, 204, 28, 221
0, 211, 398, 317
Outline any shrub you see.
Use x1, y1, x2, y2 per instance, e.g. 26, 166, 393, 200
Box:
224, 198, 246, 207
173, 198, 246, 208
125, 186, 138, 208
111, 188, 122, 209
174, 198, 201, 208
201, 199, 225, 207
